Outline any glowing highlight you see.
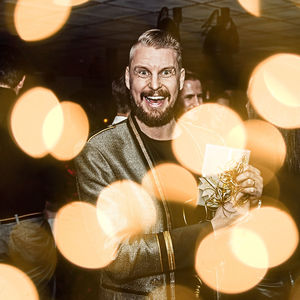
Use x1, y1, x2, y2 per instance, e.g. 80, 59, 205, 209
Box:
14, 0, 71, 41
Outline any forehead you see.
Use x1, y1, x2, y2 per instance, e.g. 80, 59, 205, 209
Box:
182, 79, 202, 94
130, 45, 178, 69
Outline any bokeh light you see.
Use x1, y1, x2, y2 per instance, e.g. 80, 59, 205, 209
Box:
236, 206, 298, 268
142, 163, 198, 206
44, 101, 89, 161
248, 53, 300, 128
10, 87, 60, 158
238, 0, 261, 16
244, 119, 286, 184
230, 226, 269, 269
195, 228, 267, 294
173, 104, 246, 175
14, 0, 71, 41
97, 180, 157, 241
0, 264, 39, 300
54, 201, 118, 269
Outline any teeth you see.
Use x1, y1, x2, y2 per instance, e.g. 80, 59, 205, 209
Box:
150, 102, 161, 107
146, 96, 165, 100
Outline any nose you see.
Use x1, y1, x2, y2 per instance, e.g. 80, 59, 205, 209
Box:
148, 73, 161, 90
190, 96, 201, 109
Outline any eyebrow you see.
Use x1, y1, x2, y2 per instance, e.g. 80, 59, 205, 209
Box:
133, 66, 176, 72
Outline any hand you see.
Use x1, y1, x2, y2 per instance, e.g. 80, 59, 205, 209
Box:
211, 201, 250, 231
234, 165, 263, 207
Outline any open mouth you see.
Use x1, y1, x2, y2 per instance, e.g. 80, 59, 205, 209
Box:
142, 93, 169, 108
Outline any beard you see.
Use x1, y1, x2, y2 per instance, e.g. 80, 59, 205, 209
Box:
130, 89, 177, 127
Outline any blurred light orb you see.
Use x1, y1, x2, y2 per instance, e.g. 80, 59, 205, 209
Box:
173, 104, 246, 175
195, 229, 267, 294
238, 0, 261, 16
142, 163, 198, 206
14, 0, 71, 41
244, 119, 286, 183
10, 87, 60, 158
44, 101, 89, 161
248, 53, 300, 128
230, 227, 269, 269
0, 264, 39, 300
236, 206, 299, 268
54, 201, 117, 269
97, 180, 156, 241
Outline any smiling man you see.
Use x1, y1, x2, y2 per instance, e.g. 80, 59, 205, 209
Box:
75, 29, 263, 299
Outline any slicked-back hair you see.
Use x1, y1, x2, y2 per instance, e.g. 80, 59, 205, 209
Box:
129, 29, 182, 69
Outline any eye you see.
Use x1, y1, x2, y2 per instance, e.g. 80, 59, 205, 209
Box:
136, 68, 150, 78
160, 68, 175, 78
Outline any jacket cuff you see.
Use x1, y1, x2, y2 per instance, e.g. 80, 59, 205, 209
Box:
170, 221, 213, 270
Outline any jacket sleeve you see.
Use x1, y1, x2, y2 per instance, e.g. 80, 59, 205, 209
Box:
75, 142, 213, 282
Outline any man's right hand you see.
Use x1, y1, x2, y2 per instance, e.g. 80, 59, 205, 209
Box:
210, 201, 250, 231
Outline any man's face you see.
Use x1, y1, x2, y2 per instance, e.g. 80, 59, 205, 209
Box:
179, 79, 203, 113
125, 45, 185, 127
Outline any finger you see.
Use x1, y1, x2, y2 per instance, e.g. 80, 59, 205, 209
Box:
237, 187, 262, 199
236, 172, 263, 188
239, 178, 256, 188
243, 165, 261, 176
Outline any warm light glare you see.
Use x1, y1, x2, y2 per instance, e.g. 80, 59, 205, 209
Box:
44, 101, 89, 161
0, 264, 39, 300
10, 87, 60, 158
14, 0, 71, 41
173, 104, 246, 175
142, 163, 198, 206
263, 54, 300, 107
54, 201, 118, 269
244, 119, 286, 184
230, 227, 269, 269
248, 53, 300, 128
195, 228, 267, 294
236, 206, 298, 268
97, 180, 156, 241
43, 103, 64, 151
238, 0, 261, 16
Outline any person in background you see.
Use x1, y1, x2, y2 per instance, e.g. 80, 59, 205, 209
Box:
111, 73, 130, 125
0, 45, 58, 300
177, 70, 204, 116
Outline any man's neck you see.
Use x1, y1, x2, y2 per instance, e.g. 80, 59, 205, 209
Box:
135, 116, 179, 141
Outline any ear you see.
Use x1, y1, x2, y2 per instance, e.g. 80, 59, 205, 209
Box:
125, 66, 130, 90
179, 68, 185, 91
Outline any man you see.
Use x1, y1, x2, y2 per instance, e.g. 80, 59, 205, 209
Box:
75, 29, 262, 299
0, 45, 57, 300
177, 70, 203, 114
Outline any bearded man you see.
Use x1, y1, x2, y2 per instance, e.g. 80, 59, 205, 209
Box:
75, 29, 263, 299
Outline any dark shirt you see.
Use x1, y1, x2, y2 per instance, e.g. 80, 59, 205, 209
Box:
0, 87, 65, 218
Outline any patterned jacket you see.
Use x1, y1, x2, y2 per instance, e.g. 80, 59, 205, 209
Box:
75, 115, 213, 299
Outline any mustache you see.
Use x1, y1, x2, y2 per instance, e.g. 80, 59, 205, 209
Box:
141, 89, 170, 99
